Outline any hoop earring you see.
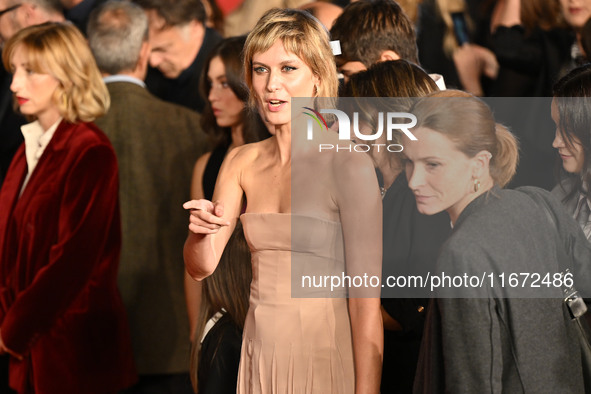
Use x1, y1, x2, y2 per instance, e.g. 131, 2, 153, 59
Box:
473, 179, 481, 193
313, 85, 318, 96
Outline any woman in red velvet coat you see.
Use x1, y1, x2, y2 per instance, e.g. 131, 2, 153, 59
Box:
0, 23, 137, 393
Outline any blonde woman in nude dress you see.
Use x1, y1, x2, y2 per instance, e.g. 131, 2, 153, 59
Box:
184, 8, 383, 394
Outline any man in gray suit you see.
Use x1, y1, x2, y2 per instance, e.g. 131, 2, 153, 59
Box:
88, 2, 207, 392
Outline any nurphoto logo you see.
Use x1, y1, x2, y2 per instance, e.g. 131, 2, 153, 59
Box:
304, 107, 418, 153
303, 106, 329, 132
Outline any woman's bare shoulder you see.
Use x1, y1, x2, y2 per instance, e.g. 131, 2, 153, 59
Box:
225, 138, 272, 163
329, 143, 375, 175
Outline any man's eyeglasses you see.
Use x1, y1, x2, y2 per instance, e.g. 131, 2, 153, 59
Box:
0, 3, 21, 18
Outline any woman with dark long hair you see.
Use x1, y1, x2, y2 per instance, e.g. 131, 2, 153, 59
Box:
551, 64, 591, 241
192, 35, 269, 202
343, 60, 451, 394
190, 222, 251, 394
184, 35, 269, 341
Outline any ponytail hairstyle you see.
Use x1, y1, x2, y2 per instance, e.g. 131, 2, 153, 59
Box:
552, 64, 591, 202
410, 90, 519, 187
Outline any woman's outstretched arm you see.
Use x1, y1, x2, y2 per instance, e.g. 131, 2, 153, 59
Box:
183, 147, 246, 280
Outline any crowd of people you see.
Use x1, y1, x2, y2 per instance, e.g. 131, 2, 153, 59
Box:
0, 0, 590, 393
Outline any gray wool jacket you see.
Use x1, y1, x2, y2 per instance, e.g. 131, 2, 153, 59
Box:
414, 186, 591, 394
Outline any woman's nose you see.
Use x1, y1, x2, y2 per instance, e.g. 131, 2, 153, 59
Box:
552, 129, 565, 149
266, 71, 280, 92
10, 70, 22, 93
208, 86, 218, 103
406, 163, 424, 190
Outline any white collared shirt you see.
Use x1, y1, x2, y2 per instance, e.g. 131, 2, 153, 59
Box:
429, 73, 447, 90
19, 118, 63, 195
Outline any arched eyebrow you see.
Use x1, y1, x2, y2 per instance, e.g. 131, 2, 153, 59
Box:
9, 60, 32, 72
252, 59, 301, 68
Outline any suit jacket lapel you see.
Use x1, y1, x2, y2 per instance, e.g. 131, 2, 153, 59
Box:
0, 146, 26, 257
15, 120, 72, 202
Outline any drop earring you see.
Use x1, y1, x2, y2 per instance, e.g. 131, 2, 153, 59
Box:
473, 179, 481, 193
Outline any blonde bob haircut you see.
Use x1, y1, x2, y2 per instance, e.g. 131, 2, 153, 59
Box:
2, 22, 109, 123
243, 8, 338, 108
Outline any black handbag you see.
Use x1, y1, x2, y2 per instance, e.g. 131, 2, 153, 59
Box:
565, 284, 591, 394
525, 189, 591, 392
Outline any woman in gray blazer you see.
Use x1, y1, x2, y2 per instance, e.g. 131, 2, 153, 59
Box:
403, 90, 591, 393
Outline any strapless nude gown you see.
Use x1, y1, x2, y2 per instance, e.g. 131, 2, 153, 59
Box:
237, 213, 355, 394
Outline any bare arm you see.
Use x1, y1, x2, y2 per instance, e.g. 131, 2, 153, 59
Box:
184, 272, 202, 342
335, 152, 383, 394
184, 153, 210, 340
349, 298, 383, 394
189, 152, 211, 201
453, 44, 499, 96
183, 147, 246, 280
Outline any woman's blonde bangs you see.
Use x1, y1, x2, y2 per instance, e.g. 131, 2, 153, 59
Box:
244, 8, 338, 107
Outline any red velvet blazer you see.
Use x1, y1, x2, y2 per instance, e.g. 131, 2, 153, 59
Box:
0, 121, 137, 393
